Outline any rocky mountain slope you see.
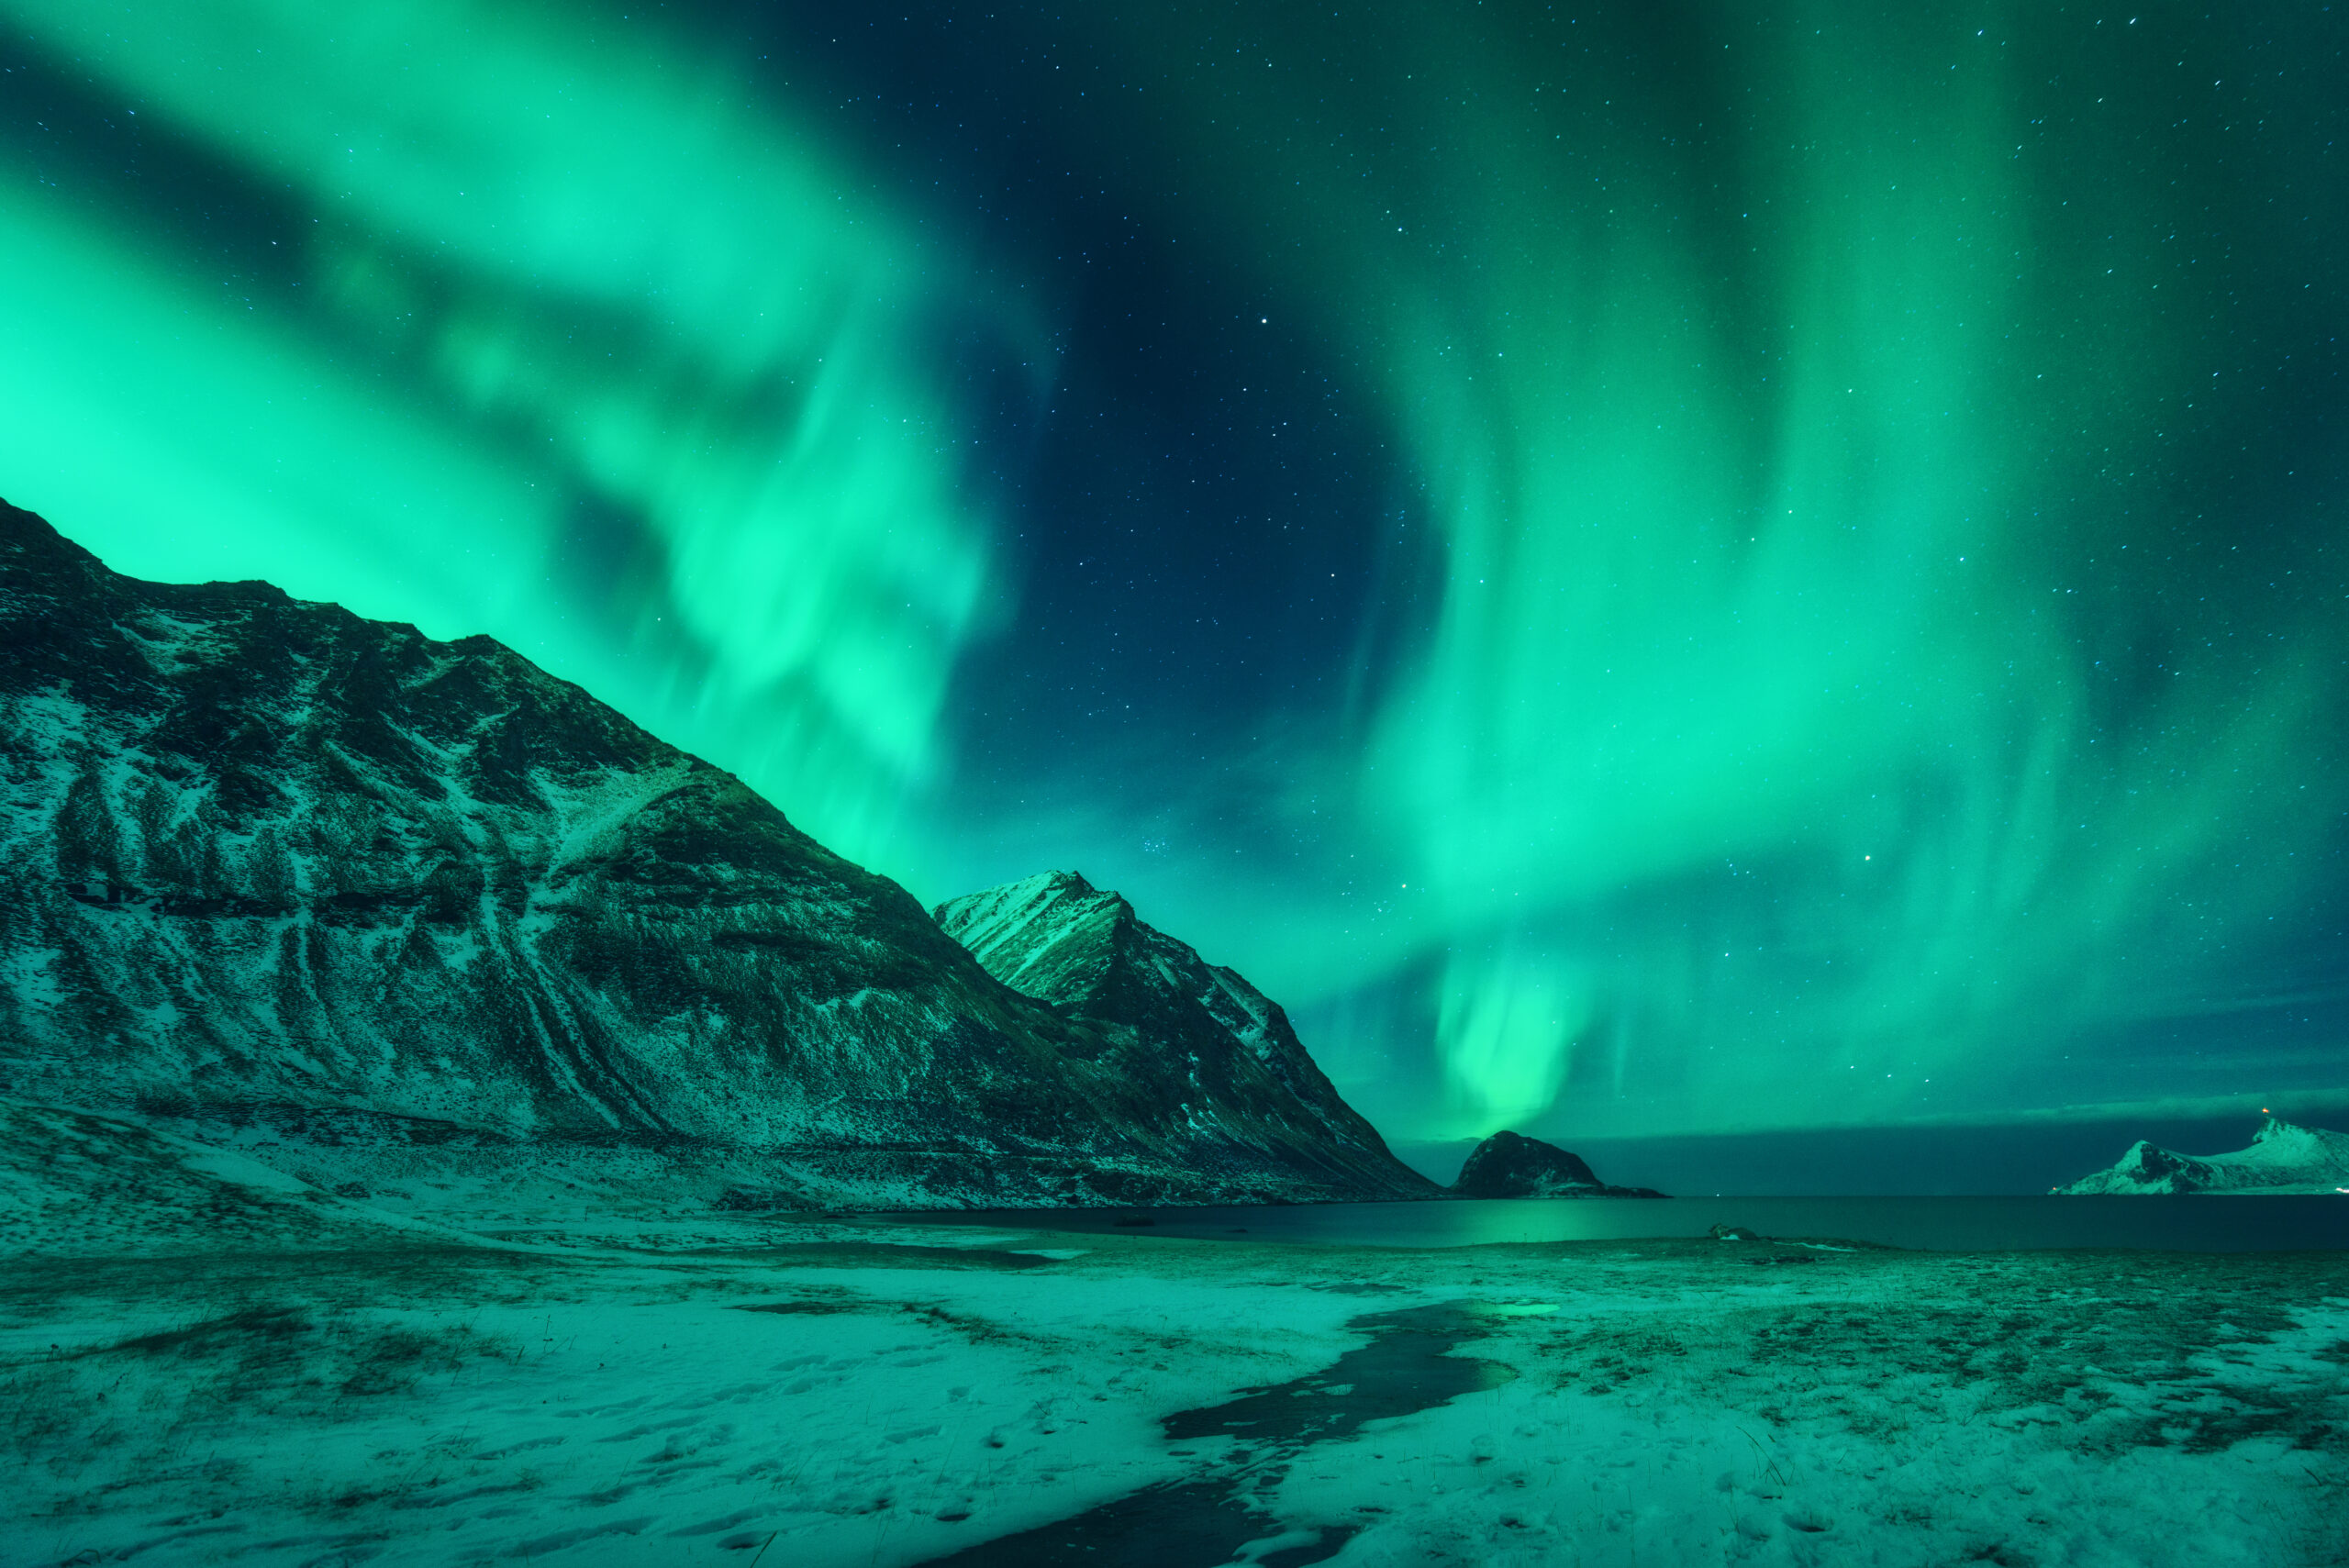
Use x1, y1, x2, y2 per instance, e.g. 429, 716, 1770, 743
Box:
933, 872, 1435, 1201
1447, 1129, 1665, 1198
0, 499, 1416, 1210
2056, 1118, 2349, 1195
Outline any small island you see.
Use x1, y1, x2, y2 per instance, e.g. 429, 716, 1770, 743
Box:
1448, 1129, 1667, 1198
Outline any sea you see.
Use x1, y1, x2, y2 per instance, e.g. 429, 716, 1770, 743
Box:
886, 1195, 2349, 1252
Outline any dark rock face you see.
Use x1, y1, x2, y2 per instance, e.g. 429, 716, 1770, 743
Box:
1449, 1130, 1665, 1198
2103, 1141, 2214, 1192
933, 873, 1436, 1201
0, 500, 1414, 1208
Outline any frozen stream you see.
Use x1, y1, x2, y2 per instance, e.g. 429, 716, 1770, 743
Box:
928, 1303, 1517, 1566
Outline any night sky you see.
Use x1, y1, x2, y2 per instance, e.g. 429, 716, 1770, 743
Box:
4, 1, 2344, 1182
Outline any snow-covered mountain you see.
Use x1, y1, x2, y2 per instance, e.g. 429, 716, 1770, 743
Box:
1446, 1129, 1664, 1198
933, 872, 1435, 1200
0, 499, 1419, 1210
2055, 1118, 2349, 1195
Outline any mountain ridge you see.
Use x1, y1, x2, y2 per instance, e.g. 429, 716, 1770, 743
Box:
0, 498, 1418, 1212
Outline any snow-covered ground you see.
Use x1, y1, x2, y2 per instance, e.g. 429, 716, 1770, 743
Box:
6, 1195, 2346, 1566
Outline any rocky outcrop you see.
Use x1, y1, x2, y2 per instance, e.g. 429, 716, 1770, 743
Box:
2055, 1118, 2349, 1195
0, 499, 1417, 1210
933, 872, 1436, 1201
1448, 1130, 1664, 1198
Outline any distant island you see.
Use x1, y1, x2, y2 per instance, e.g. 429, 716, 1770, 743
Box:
2055, 1117, 2349, 1195
1448, 1129, 1666, 1198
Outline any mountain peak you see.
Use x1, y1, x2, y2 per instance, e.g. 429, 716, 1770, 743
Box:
935, 874, 1434, 1199
930, 872, 1130, 1006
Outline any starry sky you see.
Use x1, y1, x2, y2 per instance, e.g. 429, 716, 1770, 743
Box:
3, 1, 2343, 1183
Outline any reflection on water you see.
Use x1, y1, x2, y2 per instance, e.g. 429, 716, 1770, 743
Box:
886, 1195, 2349, 1253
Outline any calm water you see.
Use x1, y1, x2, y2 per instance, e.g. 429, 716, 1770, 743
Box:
885, 1195, 2349, 1252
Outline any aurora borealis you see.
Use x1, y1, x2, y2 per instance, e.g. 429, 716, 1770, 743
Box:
3, 3, 2343, 1164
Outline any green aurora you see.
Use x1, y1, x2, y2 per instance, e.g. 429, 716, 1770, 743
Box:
2, 1, 2342, 1151
1, 0, 1032, 854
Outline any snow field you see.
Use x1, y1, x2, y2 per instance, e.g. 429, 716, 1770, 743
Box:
2, 1229, 2343, 1567
1264, 1305, 2348, 1566
3, 1240, 1377, 1567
